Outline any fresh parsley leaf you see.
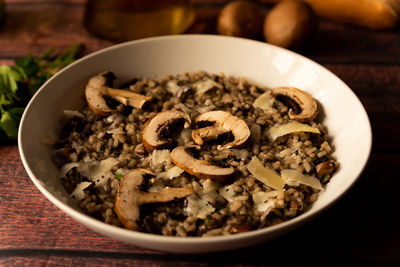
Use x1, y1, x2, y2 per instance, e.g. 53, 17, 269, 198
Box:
115, 171, 122, 181
0, 44, 81, 141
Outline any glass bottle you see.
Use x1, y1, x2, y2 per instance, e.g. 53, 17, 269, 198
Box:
84, 0, 195, 42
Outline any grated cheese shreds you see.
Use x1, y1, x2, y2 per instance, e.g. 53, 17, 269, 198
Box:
247, 156, 285, 190
268, 121, 320, 141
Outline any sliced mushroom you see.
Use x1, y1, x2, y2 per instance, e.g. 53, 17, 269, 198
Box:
141, 110, 191, 151
115, 169, 193, 230
192, 110, 250, 150
85, 71, 152, 116
315, 160, 336, 179
170, 146, 235, 182
271, 87, 318, 122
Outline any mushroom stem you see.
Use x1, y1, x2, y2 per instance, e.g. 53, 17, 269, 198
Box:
115, 169, 193, 230
85, 71, 152, 116
138, 187, 195, 204
104, 87, 152, 109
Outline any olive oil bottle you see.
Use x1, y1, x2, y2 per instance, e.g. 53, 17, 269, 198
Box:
84, 0, 195, 42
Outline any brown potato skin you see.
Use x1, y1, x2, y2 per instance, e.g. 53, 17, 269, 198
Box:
263, 0, 317, 50
259, 0, 399, 30
217, 0, 264, 39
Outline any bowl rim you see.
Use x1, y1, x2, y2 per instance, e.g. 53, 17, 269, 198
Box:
18, 34, 372, 248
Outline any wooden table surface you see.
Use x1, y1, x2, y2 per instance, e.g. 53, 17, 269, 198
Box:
1, 0, 400, 266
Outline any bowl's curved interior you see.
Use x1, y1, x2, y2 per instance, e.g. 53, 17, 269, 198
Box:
18, 35, 372, 253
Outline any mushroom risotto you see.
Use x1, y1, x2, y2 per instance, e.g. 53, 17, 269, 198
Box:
53, 71, 338, 237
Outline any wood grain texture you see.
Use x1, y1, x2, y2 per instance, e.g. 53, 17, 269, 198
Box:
0, 0, 400, 266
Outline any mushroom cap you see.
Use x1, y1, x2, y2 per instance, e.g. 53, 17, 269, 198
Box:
315, 160, 336, 179
114, 169, 154, 230
170, 146, 235, 182
141, 110, 191, 151
115, 169, 193, 230
192, 110, 250, 150
85, 71, 152, 116
271, 87, 318, 122
85, 71, 116, 116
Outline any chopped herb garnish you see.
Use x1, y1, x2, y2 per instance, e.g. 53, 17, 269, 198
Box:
321, 174, 331, 183
114, 171, 122, 181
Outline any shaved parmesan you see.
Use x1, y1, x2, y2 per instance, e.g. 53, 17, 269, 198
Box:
151, 150, 171, 167
106, 113, 126, 124
219, 184, 237, 202
177, 128, 192, 146
232, 149, 249, 161
253, 91, 273, 110
166, 80, 180, 95
63, 110, 85, 119
157, 166, 184, 180
252, 191, 277, 213
281, 169, 324, 191
194, 78, 223, 95
70, 181, 92, 201
185, 179, 219, 219
78, 158, 119, 188
247, 156, 285, 190
59, 162, 80, 178
185, 194, 215, 219
268, 121, 320, 141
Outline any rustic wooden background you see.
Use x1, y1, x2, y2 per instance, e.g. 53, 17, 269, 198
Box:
0, 0, 399, 266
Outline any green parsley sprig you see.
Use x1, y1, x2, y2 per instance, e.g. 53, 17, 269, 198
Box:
0, 44, 81, 141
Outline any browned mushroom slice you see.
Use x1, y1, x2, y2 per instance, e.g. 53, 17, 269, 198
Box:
115, 169, 193, 230
170, 146, 235, 182
141, 110, 191, 151
85, 71, 152, 116
315, 160, 336, 179
192, 110, 250, 150
271, 87, 318, 122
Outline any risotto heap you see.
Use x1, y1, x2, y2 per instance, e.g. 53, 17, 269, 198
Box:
53, 71, 338, 237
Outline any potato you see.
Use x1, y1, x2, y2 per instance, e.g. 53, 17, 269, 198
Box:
263, 0, 317, 49
217, 1, 264, 39
259, 0, 399, 30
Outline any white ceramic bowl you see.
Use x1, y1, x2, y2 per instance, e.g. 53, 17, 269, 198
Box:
18, 35, 372, 253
